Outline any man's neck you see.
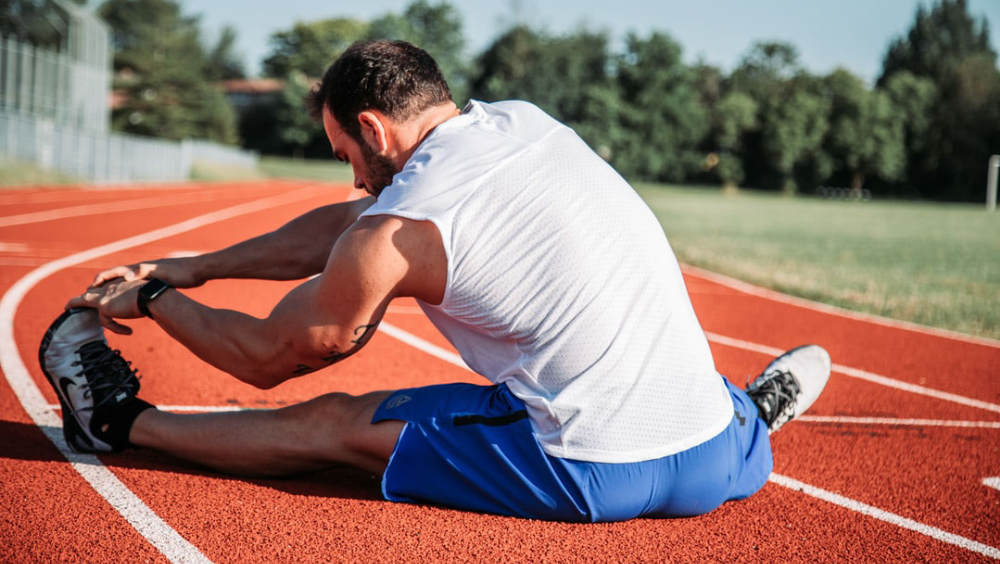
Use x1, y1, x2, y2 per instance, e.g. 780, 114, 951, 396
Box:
391, 103, 462, 168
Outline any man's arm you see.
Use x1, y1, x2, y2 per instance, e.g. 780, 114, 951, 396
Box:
92, 196, 376, 288
70, 214, 446, 389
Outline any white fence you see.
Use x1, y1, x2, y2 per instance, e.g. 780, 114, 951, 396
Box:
0, 110, 258, 183
1, 27, 110, 134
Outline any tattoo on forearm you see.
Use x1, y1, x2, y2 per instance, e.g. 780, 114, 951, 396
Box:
292, 323, 380, 376
351, 323, 378, 345
320, 350, 347, 364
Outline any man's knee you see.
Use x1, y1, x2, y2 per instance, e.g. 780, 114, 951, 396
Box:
273, 391, 398, 470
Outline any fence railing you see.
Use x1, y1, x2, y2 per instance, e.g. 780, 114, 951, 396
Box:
0, 110, 258, 184
1, 32, 110, 133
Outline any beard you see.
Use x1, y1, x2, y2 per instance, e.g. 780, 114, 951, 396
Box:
359, 140, 399, 198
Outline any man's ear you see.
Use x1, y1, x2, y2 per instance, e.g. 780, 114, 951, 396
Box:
357, 111, 390, 153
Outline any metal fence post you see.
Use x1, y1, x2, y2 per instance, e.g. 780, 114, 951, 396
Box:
988, 155, 999, 213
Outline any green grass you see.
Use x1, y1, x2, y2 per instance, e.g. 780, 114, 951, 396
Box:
636, 184, 1000, 340
258, 156, 354, 183
0, 159, 80, 186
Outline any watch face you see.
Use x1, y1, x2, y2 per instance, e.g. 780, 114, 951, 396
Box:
140, 279, 170, 299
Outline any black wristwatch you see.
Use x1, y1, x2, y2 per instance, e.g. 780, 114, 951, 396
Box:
137, 278, 172, 320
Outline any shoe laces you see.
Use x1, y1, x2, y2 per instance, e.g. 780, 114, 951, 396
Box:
746, 369, 801, 433
71, 341, 141, 411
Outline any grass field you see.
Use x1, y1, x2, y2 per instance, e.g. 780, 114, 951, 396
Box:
637, 184, 1000, 340
0, 159, 80, 186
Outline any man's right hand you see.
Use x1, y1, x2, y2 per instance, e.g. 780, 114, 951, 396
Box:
91, 257, 205, 289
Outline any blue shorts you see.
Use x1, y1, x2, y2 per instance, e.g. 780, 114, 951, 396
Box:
372, 377, 772, 522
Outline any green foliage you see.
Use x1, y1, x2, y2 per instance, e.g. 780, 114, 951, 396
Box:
262, 18, 368, 79
710, 91, 757, 185
204, 26, 246, 81
822, 69, 905, 190
99, 0, 238, 144
878, 0, 1000, 201
612, 32, 709, 182
879, 0, 996, 85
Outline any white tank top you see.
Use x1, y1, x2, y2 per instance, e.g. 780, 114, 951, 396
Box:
361, 100, 732, 463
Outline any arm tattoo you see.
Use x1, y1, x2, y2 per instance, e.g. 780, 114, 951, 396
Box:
351, 323, 378, 345
295, 323, 380, 375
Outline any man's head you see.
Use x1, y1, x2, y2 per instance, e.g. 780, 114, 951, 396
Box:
308, 40, 454, 197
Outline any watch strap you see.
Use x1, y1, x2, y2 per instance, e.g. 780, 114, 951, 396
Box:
137, 278, 172, 320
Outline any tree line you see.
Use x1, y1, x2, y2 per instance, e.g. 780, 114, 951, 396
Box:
10, 0, 995, 201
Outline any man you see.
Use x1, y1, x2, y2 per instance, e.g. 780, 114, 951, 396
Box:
40, 40, 830, 522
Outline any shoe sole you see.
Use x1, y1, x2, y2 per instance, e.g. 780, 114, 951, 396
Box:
38, 308, 98, 452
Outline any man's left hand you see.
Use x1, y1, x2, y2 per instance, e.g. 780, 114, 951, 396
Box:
66, 278, 147, 335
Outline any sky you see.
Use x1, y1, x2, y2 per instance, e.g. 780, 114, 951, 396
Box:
179, 0, 1000, 84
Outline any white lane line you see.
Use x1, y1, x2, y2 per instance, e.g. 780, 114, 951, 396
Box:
378, 321, 469, 370
769, 473, 1000, 560
683, 264, 1000, 349
376, 321, 999, 559
48, 404, 247, 413
705, 331, 1000, 415
797, 416, 1000, 428
0, 191, 240, 228
984, 478, 1000, 492
0, 184, 328, 564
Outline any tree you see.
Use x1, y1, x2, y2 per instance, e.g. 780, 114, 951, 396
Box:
99, 0, 238, 144
204, 26, 246, 81
821, 69, 905, 192
262, 18, 368, 79
729, 42, 829, 192
710, 91, 758, 187
878, 0, 995, 86
878, 0, 1000, 201
611, 32, 709, 182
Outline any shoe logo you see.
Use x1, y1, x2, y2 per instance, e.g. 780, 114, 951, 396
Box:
385, 394, 412, 409
59, 377, 78, 402
734, 410, 746, 427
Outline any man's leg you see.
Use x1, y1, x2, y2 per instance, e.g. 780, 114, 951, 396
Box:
129, 391, 404, 477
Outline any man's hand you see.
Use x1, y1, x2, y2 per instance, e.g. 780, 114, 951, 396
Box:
66, 278, 149, 335
91, 257, 203, 289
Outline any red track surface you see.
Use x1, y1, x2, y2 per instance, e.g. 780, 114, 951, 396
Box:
2, 181, 998, 563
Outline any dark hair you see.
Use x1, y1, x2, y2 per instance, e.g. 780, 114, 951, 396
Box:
307, 40, 452, 142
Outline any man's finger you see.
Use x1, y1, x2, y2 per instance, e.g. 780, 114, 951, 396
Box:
65, 296, 92, 310
100, 313, 133, 336
92, 266, 132, 287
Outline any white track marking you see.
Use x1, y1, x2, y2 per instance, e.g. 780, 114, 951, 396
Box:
1, 184, 327, 564
705, 331, 1000, 414
378, 321, 469, 370
683, 264, 1000, 349
0, 191, 241, 228
48, 403, 246, 413
797, 415, 1000, 428
165, 250, 202, 259
984, 478, 1000, 492
769, 473, 1000, 560
385, 305, 426, 315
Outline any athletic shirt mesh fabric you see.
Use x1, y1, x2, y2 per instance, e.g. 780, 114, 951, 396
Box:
360, 100, 733, 463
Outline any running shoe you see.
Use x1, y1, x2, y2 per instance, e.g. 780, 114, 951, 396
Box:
745, 345, 831, 434
38, 308, 144, 453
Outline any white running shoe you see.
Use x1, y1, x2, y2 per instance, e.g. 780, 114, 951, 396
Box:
745, 345, 831, 434
38, 308, 145, 452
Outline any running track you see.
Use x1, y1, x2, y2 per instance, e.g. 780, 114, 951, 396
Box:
1, 181, 998, 563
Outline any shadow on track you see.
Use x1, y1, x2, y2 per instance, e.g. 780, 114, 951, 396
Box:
0, 419, 384, 502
